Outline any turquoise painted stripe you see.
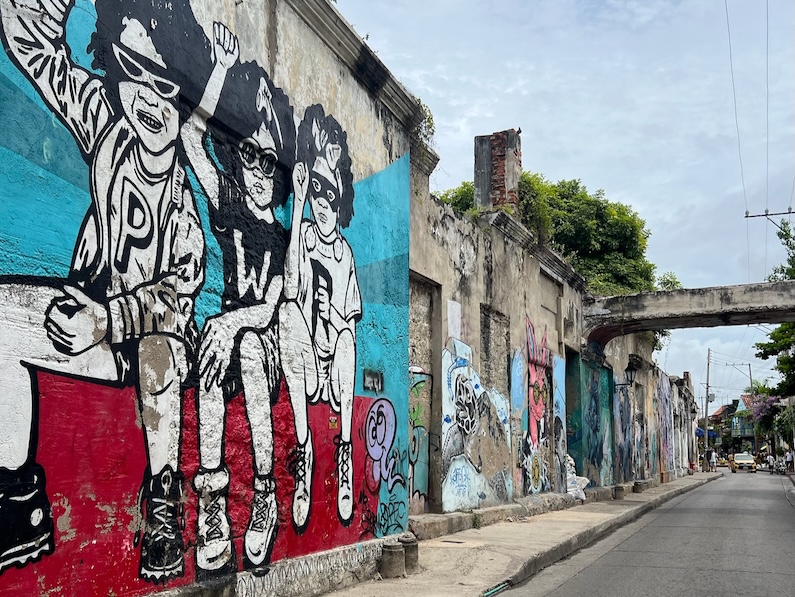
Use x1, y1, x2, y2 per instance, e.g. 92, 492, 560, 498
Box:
0, 146, 90, 278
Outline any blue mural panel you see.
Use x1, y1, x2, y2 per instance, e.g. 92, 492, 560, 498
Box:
552, 354, 567, 492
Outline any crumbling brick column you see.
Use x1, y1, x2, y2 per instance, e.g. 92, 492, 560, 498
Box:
474, 129, 522, 211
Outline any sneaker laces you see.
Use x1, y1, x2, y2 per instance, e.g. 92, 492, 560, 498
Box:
249, 478, 275, 533
150, 496, 179, 543
288, 443, 308, 489
204, 492, 225, 542
134, 471, 182, 547
150, 473, 180, 544
334, 436, 352, 491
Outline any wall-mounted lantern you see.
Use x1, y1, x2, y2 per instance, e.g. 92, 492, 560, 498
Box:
615, 362, 638, 388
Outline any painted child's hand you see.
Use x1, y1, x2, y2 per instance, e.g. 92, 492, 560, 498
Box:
292, 162, 309, 204
199, 312, 236, 391
212, 21, 239, 70
44, 285, 107, 355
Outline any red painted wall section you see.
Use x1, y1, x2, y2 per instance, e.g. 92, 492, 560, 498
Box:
0, 373, 379, 597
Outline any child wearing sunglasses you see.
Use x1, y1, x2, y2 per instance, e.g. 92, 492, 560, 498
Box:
180, 23, 296, 575
0, 0, 208, 582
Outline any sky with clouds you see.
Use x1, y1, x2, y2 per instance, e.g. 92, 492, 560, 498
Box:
337, 0, 795, 413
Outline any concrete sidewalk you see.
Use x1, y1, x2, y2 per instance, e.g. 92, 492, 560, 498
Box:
328, 472, 722, 597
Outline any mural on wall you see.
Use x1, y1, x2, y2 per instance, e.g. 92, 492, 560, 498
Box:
523, 319, 551, 494
510, 349, 526, 496
0, 0, 208, 582
441, 339, 512, 511
0, 0, 410, 594
184, 25, 297, 575
613, 381, 633, 484
634, 384, 647, 480
551, 355, 567, 493
648, 392, 659, 478
583, 365, 613, 487
408, 366, 433, 514
656, 374, 674, 475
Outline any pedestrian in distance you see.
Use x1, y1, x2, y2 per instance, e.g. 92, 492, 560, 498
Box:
709, 450, 717, 472
786, 449, 793, 473
767, 452, 775, 474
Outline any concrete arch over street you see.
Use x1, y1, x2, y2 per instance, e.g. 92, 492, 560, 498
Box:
583, 280, 795, 349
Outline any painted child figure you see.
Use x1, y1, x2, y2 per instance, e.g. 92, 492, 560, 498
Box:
0, 0, 208, 581
181, 25, 295, 573
279, 105, 361, 530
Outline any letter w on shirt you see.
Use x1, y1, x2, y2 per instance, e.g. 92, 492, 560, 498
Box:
234, 229, 271, 301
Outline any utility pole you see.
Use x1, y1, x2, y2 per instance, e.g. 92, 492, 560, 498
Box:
703, 348, 710, 471
748, 363, 757, 455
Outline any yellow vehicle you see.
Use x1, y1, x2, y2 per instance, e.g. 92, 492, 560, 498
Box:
717, 456, 728, 467
732, 452, 756, 472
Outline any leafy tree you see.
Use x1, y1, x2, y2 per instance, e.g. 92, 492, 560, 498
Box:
439, 174, 657, 296
518, 172, 553, 244
750, 395, 782, 442
658, 271, 683, 291
651, 272, 683, 350
755, 220, 795, 396
774, 405, 794, 447
439, 181, 474, 213
547, 180, 655, 295
744, 379, 772, 396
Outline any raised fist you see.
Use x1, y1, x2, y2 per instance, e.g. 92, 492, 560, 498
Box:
212, 21, 239, 70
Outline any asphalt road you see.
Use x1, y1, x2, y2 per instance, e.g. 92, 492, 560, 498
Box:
505, 471, 795, 597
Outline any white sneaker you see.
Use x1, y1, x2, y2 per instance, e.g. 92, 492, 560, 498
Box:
290, 429, 314, 533
244, 475, 278, 568
335, 437, 353, 525
194, 467, 233, 573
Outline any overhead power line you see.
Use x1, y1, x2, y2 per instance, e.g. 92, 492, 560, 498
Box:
723, 0, 748, 211
723, 0, 751, 283
765, 0, 770, 275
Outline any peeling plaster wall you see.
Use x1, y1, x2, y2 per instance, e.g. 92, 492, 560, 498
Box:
409, 189, 587, 507
0, 0, 413, 594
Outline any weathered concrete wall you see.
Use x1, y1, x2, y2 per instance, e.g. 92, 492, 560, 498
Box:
408, 167, 588, 509
0, 0, 415, 594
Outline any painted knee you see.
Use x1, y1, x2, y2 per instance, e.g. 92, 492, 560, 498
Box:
138, 335, 186, 395
279, 302, 318, 397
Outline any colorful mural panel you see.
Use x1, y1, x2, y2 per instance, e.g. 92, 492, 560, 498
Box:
634, 384, 647, 480
582, 364, 613, 487
0, 0, 409, 593
510, 349, 526, 496
649, 391, 659, 478
522, 319, 552, 494
441, 339, 512, 511
551, 354, 567, 493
